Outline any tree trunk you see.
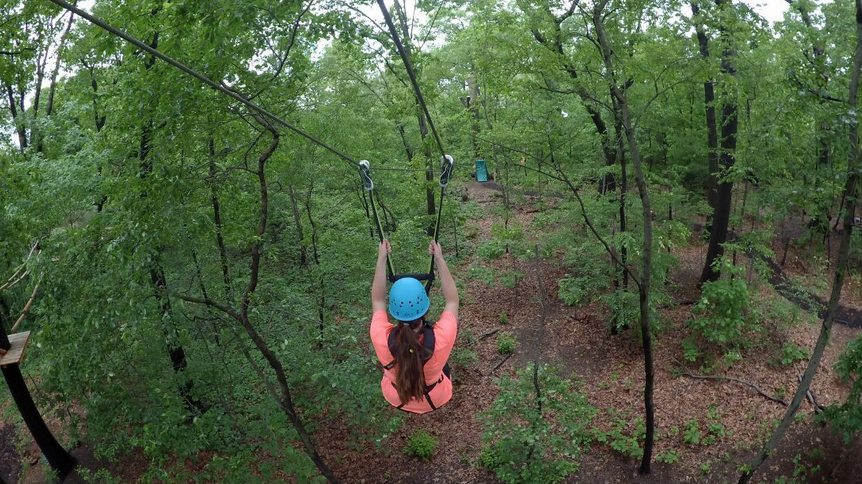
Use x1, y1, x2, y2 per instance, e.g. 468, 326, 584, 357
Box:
467, 72, 482, 160
691, 2, 720, 211
519, 0, 617, 193
209, 138, 232, 301
5, 83, 27, 152
615, 111, 629, 290
0, 306, 77, 479
135, 29, 199, 412
791, 0, 832, 243
83, 61, 106, 132
738, 2, 862, 482
593, 2, 655, 473
289, 186, 308, 267
611, 107, 629, 335
304, 184, 326, 342
237, 115, 339, 482
391, 0, 436, 234
700, 0, 738, 284
36, 6, 77, 153
45, 7, 77, 119
31, 46, 49, 119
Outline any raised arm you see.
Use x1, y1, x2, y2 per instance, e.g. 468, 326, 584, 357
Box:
430, 241, 458, 319
371, 239, 391, 313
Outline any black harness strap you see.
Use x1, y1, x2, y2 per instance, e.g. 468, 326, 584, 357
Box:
385, 321, 447, 410
382, 321, 435, 370
359, 158, 453, 295
360, 161, 396, 278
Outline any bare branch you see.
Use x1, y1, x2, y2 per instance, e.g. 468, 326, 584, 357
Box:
249, 0, 315, 101
491, 353, 513, 372
172, 292, 242, 322
10, 283, 39, 332
674, 359, 788, 406
1, 270, 29, 292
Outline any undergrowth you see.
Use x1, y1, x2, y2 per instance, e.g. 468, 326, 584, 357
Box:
479, 364, 595, 484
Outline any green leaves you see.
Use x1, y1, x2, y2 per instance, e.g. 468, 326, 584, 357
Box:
690, 258, 756, 349
480, 364, 595, 484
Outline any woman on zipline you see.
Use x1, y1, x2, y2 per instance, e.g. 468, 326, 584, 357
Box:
370, 239, 458, 413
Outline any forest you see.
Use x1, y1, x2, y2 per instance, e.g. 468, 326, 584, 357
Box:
2, 0, 862, 482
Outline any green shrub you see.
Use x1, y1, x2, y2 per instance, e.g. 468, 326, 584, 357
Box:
500, 310, 509, 325
708, 422, 726, 438
480, 364, 595, 484
684, 419, 701, 445
558, 276, 590, 306
682, 338, 701, 363
690, 259, 755, 348
595, 416, 645, 459
497, 332, 517, 354
469, 263, 495, 287
600, 288, 639, 333
403, 430, 437, 461
655, 449, 679, 465
478, 239, 506, 260
500, 270, 525, 289
777, 342, 809, 366
451, 347, 478, 369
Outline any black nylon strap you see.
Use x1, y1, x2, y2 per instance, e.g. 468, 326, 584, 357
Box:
361, 160, 452, 294
360, 163, 396, 279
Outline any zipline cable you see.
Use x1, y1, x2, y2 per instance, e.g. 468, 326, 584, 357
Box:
53, 0, 455, 293
44, 0, 361, 168
377, 1, 456, 293
376, 0, 446, 159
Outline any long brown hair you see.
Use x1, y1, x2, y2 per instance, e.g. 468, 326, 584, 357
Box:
393, 320, 427, 404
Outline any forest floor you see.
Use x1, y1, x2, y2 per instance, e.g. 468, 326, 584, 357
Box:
2, 181, 862, 483
312, 182, 862, 484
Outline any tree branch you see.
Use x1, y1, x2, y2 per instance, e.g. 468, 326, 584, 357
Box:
249, 0, 315, 101
674, 359, 788, 406
10, 283, 39, 333
172, 292, 242, 322
240, 113, 280, 319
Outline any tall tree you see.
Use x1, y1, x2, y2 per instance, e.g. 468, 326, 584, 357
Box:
690, 1, 720, 212
592, 0, 657, 473
700, 0, 739, 284
738, 1, 862, 482
518, 0, 618, 194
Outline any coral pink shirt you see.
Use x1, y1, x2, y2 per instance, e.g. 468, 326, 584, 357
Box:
370, 309, 457, 413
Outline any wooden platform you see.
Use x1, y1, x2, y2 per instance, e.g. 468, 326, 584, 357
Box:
0, 331, 31, 367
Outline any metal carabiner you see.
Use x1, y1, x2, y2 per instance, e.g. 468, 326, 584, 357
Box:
359, 160, 374, 191
439, 155, 454, 188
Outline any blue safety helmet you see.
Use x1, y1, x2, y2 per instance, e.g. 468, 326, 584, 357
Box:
389, 277, 430, 322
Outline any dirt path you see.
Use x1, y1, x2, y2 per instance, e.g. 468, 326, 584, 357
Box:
0, 422, 21, 484
761, 254, 862, 329
316, 181, 862, 484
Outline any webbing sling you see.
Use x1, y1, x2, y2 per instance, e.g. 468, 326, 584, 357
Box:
359, 157, 453, 293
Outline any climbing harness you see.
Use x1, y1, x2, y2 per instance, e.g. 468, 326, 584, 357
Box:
383, 320, 435, 371
382, 319, 449, 411
359, 156, 454, 292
